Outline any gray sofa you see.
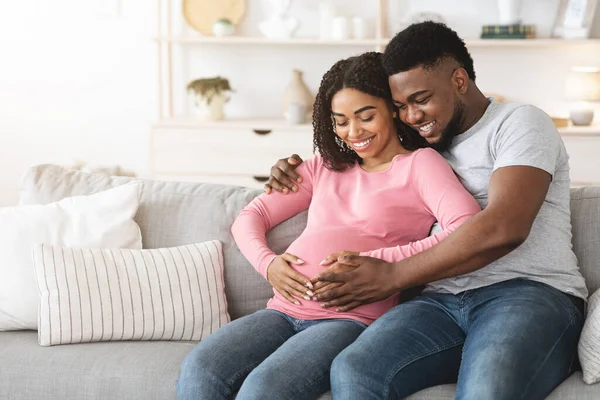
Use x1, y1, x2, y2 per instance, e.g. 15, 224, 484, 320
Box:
1, 164, 599, 399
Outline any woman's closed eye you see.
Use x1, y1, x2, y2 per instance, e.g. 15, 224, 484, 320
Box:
335, 119, 349, 127
360, 115, 375, 122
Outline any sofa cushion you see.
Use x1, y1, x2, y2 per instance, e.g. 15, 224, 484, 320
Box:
33, 241, 229, 346
2, 331, 597, 399
570, 187, 600, 294
19, 165, 307, 320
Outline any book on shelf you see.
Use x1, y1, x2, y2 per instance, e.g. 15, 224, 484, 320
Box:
480, 24, 536, 39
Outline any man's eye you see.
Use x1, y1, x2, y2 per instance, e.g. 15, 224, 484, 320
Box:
416, 97, 430, 104
396, 104, 407, 110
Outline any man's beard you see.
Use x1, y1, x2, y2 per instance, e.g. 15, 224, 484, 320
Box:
431, 100, 465, 153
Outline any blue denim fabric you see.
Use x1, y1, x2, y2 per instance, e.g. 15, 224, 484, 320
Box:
331, 279, 584, 400
177, 309, 365, 400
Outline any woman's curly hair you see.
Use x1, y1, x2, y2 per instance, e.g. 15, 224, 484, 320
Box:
312, 52, 427, 172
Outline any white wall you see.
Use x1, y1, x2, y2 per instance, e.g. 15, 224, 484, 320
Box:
0, 0, 599, 205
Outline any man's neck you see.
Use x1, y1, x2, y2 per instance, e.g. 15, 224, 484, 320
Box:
457, 90, 491, 135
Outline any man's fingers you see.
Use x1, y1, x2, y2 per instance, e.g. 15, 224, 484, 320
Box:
264, 184, 272, 195
315, 285, 350, 302
335, 301, 363, 312
275, 288, 300, 305
317, 270, 353, 284
320, 294, 355, 309
337, 254, 364, 266
313, 282, 343, 296
288, 154, 303, 167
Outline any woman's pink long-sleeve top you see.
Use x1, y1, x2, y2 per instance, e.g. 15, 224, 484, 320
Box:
231, 148, 481, 325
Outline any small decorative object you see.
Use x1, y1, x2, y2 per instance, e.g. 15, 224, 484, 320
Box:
410, 12, 446, 24
282, 69, 313, 122
352, 17, 369, 39
552, 0, 599, 38
187, 77, 234, 121
212, 18, 235, 37
258, 0, 300, 39
183, 0, 246, 36
551, 116, 570, 128
564, 67, 600, 126
332, 16, 350, 40
319, 2, 336, 39
481, 24, 536, 39
497, 0, 523, 25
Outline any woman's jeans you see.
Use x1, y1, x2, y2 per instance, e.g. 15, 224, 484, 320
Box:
331, 278, 584, 400
177, 309, 365, 400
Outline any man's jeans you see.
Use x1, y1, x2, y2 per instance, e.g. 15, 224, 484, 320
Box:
331, 278, 584, 400
177, 309, 365, 400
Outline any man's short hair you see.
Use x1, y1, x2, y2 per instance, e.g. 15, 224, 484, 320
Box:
383, 21, 476, 81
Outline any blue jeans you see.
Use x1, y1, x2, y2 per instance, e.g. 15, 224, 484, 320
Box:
331, 279, 584, 400
177, 309, 365, 400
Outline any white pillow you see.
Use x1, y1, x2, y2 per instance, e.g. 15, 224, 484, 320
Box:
579, 288, 600, 384
33, 241, 230, 346
0, 183, 142, 331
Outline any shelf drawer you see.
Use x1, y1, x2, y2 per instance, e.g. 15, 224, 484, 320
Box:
151, 126, 314, 176
563, 137, 600, 186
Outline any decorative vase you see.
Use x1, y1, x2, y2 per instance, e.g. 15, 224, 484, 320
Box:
282, 69, 313, 121
497, 0, 522, 25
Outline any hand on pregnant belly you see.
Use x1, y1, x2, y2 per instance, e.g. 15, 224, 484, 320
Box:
310, 251, 360, 300
267, 253, 314, 305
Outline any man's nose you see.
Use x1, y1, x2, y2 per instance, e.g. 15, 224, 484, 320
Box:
405, 106, 424, 125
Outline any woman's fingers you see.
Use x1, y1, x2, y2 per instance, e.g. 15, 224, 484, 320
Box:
274, 288, 300, 305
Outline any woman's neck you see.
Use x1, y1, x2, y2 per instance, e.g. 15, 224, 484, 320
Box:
361, 141, 410, 172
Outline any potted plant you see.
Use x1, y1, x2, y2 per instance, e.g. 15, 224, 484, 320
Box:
187, 77, 234, 121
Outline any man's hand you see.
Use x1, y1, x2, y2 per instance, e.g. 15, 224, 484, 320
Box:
267, 253, 314, 305
310, 251, 360, 295
265, 154, 304, 195
314, 255, 399, 312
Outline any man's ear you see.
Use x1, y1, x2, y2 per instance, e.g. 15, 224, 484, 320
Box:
453, 68, 469, 95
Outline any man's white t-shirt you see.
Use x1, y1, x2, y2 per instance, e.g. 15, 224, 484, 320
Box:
427, 99, 588, 300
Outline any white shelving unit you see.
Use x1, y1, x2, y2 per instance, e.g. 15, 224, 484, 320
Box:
153, 0, 600, 187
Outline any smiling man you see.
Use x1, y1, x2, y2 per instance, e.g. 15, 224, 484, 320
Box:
264, 22, 587, 399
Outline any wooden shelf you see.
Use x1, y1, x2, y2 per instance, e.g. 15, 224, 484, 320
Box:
156, 36, 384, 46
156, 36, 600, 48
558, 124, 600, 137
154, 117, 312, 131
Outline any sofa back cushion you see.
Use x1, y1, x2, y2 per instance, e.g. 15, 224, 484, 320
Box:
20, 165, 307, 320
570, 187, 600, 294
20, 165, 600, 320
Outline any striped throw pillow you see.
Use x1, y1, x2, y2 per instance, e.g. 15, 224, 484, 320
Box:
580, 288, 600, 384
33, 241, 230, 346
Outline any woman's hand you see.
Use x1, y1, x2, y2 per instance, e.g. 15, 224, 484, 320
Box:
267, 253, 314, 305
264, 154, 304, 194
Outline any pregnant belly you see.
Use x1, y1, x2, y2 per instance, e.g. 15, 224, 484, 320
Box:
271, 230, 403, 324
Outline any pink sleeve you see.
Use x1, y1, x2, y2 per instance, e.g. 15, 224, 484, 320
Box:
231, 157, 318, 278
361, 148, 481, 263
